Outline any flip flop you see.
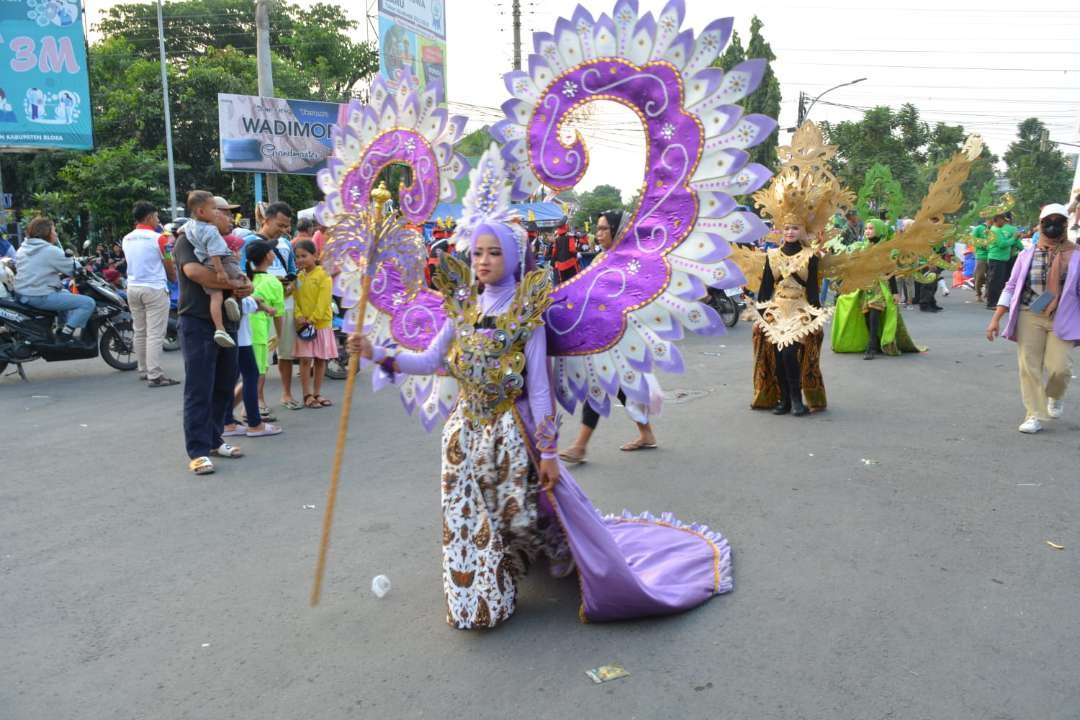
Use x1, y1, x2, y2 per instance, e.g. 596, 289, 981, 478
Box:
558, 448, 587, 465
246, 423, 283, 437
189, 456, 215, 475
316, 395, 333, 407
304, 394, 322, 409
281, 399, 303, 411
210, 443, 244, 458
222, 425, 246, 437
620, 439, 658, 451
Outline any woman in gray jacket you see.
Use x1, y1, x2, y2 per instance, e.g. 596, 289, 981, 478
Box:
14, 216, 93, 342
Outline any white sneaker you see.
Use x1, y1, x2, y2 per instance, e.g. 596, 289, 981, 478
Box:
1048, 397, 1064, 419
1018, 417, 1043, 434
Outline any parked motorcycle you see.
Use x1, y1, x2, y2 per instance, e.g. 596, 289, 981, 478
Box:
0, 269, 137, 379
706, 286, 746, 328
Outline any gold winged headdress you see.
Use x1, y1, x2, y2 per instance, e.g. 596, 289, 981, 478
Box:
753, 122, 857, 237
729, 121, 856, 283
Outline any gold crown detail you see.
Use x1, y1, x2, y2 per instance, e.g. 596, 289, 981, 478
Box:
753, 121, 855, 236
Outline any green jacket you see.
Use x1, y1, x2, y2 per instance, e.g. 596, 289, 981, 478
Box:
971, 225, 988, 261
986, 224, 1022, 262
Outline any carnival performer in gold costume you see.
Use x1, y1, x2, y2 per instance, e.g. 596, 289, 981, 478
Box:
738, 123, 854, 414
731, 122, 983, 415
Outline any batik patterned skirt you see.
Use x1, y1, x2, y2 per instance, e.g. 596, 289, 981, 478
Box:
440, 405, 568, 630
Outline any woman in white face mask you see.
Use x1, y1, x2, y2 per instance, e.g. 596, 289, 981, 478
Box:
986, 203, 1080, 433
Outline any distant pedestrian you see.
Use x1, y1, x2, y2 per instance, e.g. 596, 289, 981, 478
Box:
122, 201, 178, 386
182, 191, 245, 348
246, 240, 285, 417
242, 202, 299, 410
292, 239, 336, 408
985, 213, 1022, 308
841, 209, 863, 246
175, 196, 252, 475
986, 204, 1077, 434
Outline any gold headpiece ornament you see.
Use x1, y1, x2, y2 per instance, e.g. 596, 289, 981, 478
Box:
753, 121, 856, 237
978, 192, 1014, 219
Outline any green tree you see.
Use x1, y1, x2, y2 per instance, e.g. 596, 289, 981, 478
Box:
571, 184, 623, 229
1004, 117, 1073, 226
4, 0, 380, 237
711, 17, 780, 171
95, 0, 377, 100
742, 17, 781, 170
822, 106, 923, 212
58, 141, 176, 242
856, 164, 906, 223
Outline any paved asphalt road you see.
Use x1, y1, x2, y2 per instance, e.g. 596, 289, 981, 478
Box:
2, 288, 1078, 720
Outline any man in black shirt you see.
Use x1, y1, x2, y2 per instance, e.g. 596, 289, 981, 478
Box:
174, 196, 252, 474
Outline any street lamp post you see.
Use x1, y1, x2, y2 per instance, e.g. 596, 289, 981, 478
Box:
156, 0, 179, 220
796, 77, 867, 127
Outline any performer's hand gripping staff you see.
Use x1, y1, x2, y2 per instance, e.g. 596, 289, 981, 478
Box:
310, 182, 427, 606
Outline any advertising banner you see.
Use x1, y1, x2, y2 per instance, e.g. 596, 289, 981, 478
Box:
377, 1, 446, 103
378, 0, 445, 40
0, 0, 93, 150
217, 93, 343, 175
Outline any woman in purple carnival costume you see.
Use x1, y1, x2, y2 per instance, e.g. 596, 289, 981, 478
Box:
350, 188, 731, 629
324, 0, 787, 628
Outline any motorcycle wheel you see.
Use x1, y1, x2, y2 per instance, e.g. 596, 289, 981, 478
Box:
325, 338, 350, 380
100, 321, 138, 371
708, 292, 740, 328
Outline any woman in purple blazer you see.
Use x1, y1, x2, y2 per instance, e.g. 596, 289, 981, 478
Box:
986, 203, 1079, 433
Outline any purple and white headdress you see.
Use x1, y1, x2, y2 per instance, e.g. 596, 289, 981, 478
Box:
454, 142, 529, 280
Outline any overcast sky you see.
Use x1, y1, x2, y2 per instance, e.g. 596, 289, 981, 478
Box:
85, 0, 1080, 201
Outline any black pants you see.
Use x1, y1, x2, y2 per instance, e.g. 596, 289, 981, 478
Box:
180, 316, 239, 458
582, 389, 627, 430
986, 259, 1011, 307
225, 345, 261, 429
774, 343, 802, 404
866, 309, 882, 351
915, 279, 938, 308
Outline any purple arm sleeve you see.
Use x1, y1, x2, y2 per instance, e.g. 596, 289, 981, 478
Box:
385, 320, 455, 375
524, 328, 559, 460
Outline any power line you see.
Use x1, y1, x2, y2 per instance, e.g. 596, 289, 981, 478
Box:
774, 61, 1079, 72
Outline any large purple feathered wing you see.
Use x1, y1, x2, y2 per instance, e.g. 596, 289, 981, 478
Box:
492, 0, 776, 417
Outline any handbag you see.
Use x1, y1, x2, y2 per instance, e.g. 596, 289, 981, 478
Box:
296, 322, 317, 341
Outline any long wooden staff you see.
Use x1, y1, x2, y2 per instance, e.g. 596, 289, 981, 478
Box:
310, 185, 389, 607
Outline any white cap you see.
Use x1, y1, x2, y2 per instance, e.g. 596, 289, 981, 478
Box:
1040, 203, 1068, 220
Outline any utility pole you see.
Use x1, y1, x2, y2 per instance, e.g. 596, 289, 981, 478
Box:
511, 0, 522, 71
256, 0, 278, 203
156, 0, 179, 219
796, 91, 806, 126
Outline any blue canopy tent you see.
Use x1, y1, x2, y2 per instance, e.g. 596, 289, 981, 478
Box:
429, 202, 567, 230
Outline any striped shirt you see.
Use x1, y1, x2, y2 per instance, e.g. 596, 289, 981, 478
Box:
1020, 248, 1050, 307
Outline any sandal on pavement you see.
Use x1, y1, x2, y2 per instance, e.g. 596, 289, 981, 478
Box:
210, 443, 244, 458
246, 423, 283, 437
147, 376, 180, 387
620, 439, 658, 451
281, 399, 303, 411
303, 394, 322, 409
189, 456, 215, 475
259, 406, 277, 421
316, 395, 333, 407
558, 447, 587, 465
222, 425, 246, 437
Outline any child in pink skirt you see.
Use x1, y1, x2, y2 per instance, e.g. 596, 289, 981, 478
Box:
292, 239, 337, 408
